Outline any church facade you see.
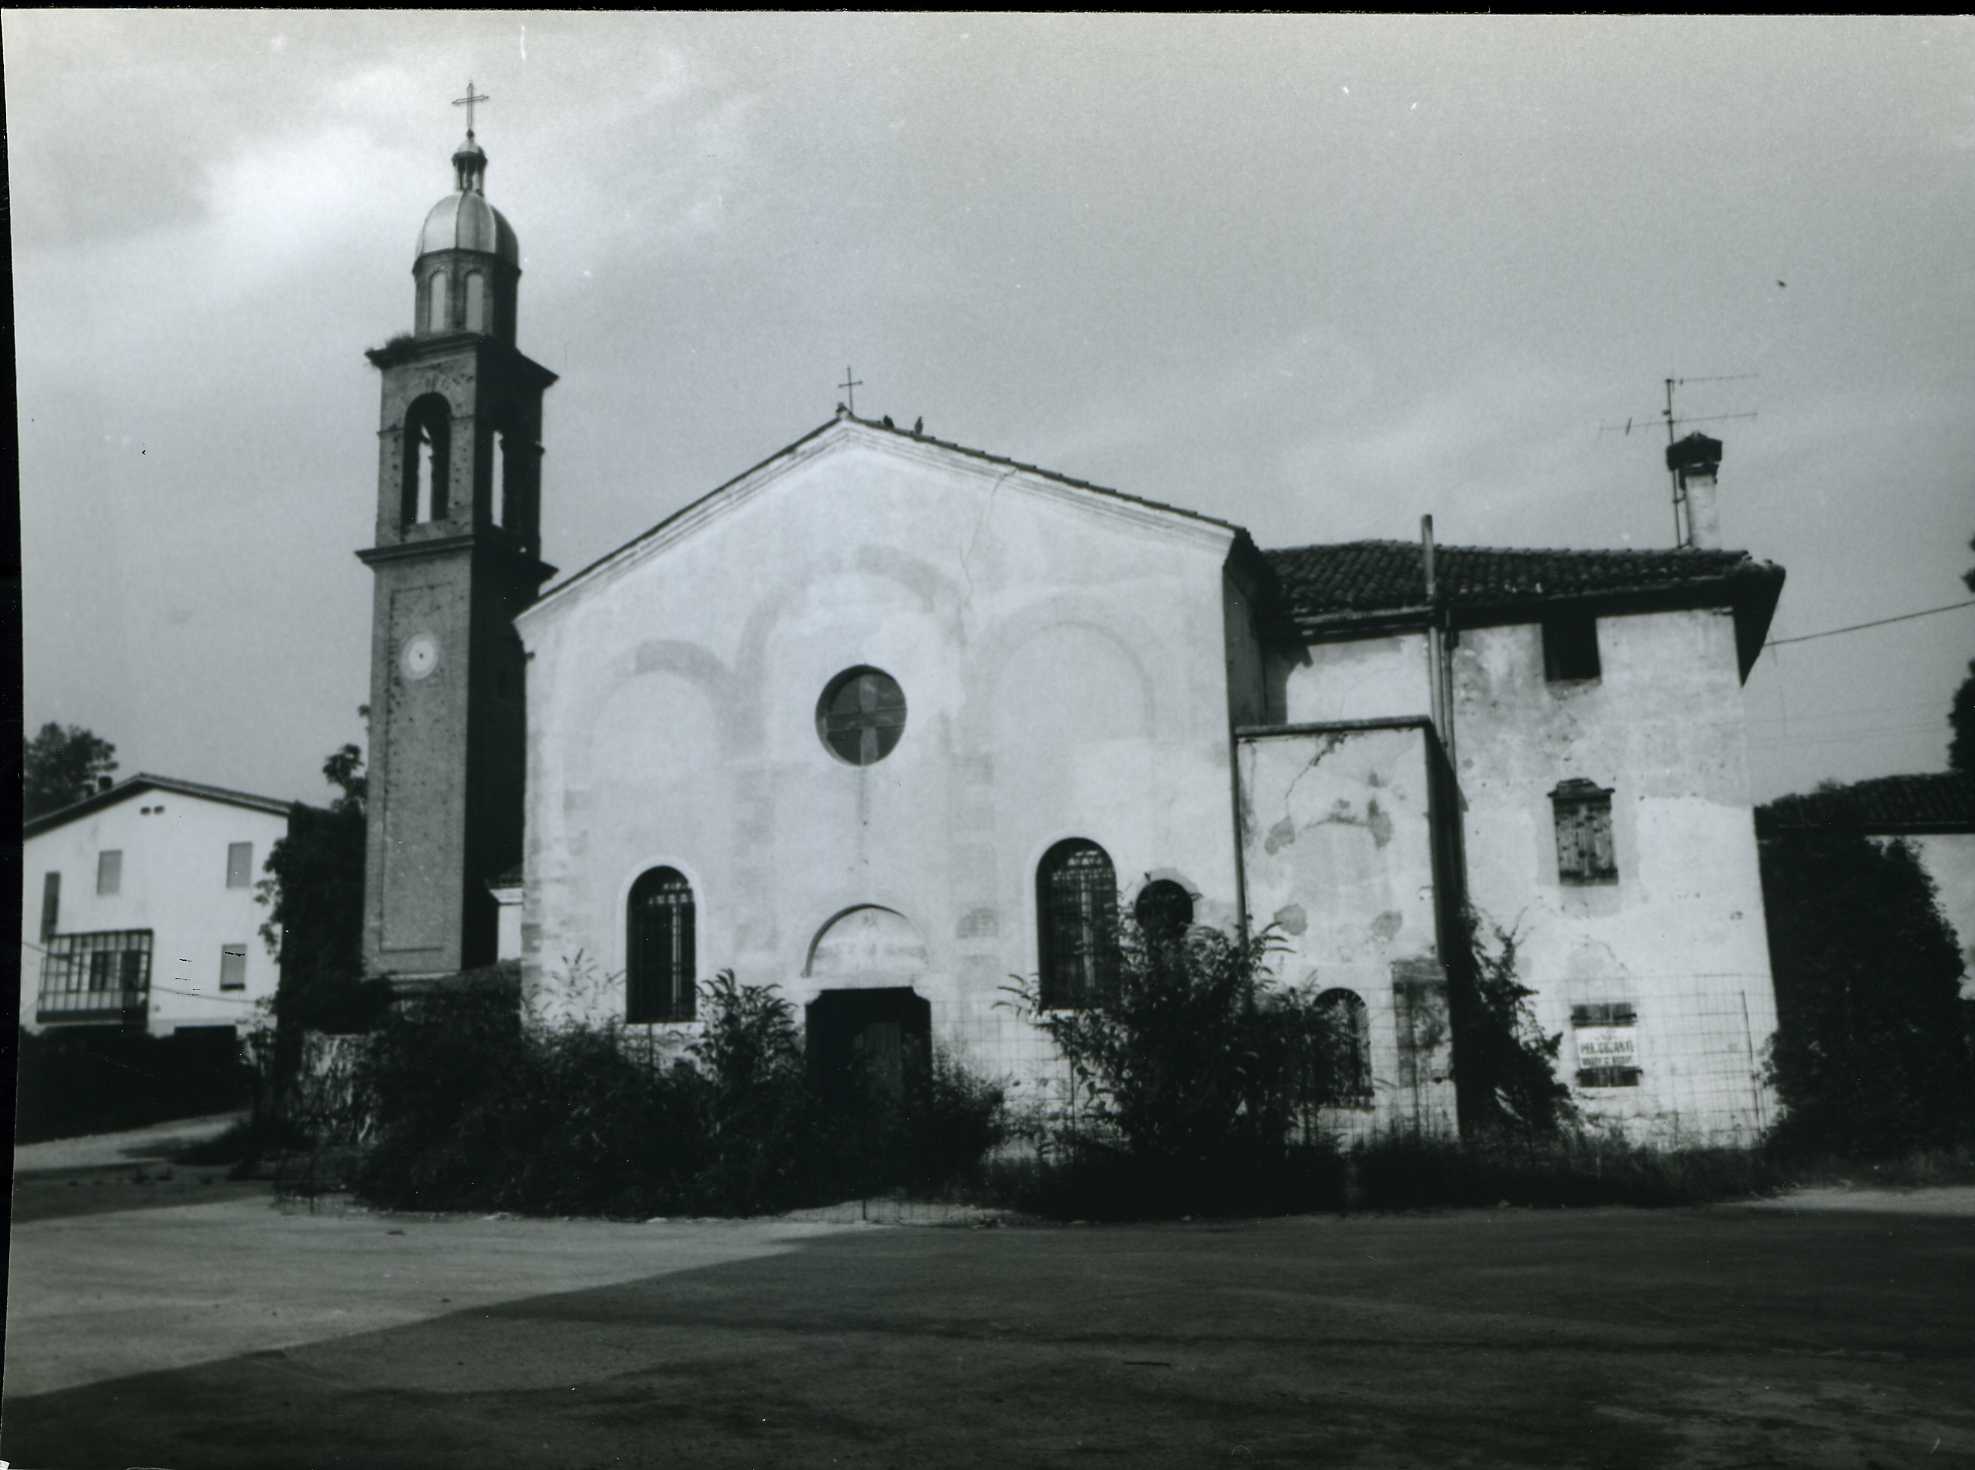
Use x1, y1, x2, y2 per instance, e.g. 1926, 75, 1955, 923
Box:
361, 125, 1788, 1145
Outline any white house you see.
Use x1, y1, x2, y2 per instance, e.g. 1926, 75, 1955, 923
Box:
20, 775, 294, 1038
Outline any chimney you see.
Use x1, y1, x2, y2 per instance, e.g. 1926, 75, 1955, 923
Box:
1666, 432, 1724, 549
97, 775, 114, 793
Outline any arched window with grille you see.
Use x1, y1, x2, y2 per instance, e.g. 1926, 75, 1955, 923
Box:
1037, 839, 1119, 1010
627, 867, 696, 1022
1314, 988, 1373, 1105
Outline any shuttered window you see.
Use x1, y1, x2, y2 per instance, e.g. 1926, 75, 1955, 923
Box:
220, 944, 248, 991
226, 842, 254, 889
97, 850, 122, 896
1551, 780, 1617, 884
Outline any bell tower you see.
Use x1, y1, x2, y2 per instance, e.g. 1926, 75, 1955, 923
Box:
357, 97, 556, 981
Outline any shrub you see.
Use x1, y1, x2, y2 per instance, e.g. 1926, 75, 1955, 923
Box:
340, 965, 1010, 1218
1002, 918, 1349, 1215
1349, 1129, 1789, 1211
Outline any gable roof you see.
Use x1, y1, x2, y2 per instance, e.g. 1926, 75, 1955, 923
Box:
522, 412, 1785, 676
529, 411, 1245, 619
1261, 540, 1786, 677
1758, 772, 1975, 837
24, 773, 297, 839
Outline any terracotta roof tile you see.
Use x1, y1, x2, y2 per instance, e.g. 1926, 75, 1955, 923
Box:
1759, 772, 1975, 835
1260, 540, 1766, 624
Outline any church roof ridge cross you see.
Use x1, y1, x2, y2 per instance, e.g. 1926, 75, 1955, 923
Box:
453, 80, 490, 138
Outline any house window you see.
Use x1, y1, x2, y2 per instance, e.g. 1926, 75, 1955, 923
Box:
1577, 1065, 1643, 1088
1038, 839, 1119, 1010
41, 872, 60, 941
1132, 878, 1194, 943
816, 667, 907, 766
1315, 988, 1374, 1105
226, 842, 254, 889
220, 944, 248, 991
97, 850, 122, 896
38, 930, 153, 1024
1543, 614, 1601, 682
1551, 779, 1617, 884
1570, 1002, 1636, 1027
627, 867, 696, 1023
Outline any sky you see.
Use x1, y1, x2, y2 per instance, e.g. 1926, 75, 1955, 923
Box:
9, 12, 1974, 807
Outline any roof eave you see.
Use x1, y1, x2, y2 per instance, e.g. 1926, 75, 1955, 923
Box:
23, 773, 299, 839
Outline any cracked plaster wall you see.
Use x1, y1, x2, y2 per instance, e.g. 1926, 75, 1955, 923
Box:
1237, 724, 1454, 1135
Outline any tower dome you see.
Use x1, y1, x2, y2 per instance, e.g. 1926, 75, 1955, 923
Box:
410, 127, 521, 344
416, 134, 519, 266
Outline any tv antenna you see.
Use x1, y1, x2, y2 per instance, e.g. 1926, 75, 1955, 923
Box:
1598, 375, 1758, 546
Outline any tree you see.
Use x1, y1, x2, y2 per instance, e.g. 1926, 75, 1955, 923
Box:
1757, 823, 1973, 1155
1950, 534, 1975, 773
22, 722, 117, 819
257, 725, 381, 1051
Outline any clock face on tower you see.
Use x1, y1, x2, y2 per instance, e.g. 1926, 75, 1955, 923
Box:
399, 632, 442, 682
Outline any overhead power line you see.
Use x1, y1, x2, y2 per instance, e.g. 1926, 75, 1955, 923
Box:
1764, 598, 1975, 649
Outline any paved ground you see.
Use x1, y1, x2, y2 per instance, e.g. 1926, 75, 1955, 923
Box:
5, 1190, 1972, 1469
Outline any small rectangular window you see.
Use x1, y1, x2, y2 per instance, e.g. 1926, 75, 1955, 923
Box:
1543, 614, 1601, 681
97, 850, 122, 896
220, 944, 248, 991
1552, 780, 1617, 884
1570, 1002, 1637, 1027
226, 842, 254, 889
1576, 1066, 1642, 1088
41, 872, 61, 940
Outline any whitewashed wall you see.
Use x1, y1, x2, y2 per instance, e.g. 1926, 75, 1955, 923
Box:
1454, 608, 1778, 1144
518, 424, 1247, 1104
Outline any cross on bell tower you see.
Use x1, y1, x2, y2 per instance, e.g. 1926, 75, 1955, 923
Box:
453, 79, 489, 135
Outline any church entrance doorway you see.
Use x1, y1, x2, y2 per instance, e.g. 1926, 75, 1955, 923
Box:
806, 987, 931, 1107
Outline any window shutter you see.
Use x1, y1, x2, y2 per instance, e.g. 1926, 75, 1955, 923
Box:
1588, 806, 1615, 877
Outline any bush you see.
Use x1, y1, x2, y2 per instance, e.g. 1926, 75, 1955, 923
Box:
1001, 918, 1357, 1214
1349, 1129, 1791, 1211
339, 965, 1010, 1218
351, 970, 706, 1216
